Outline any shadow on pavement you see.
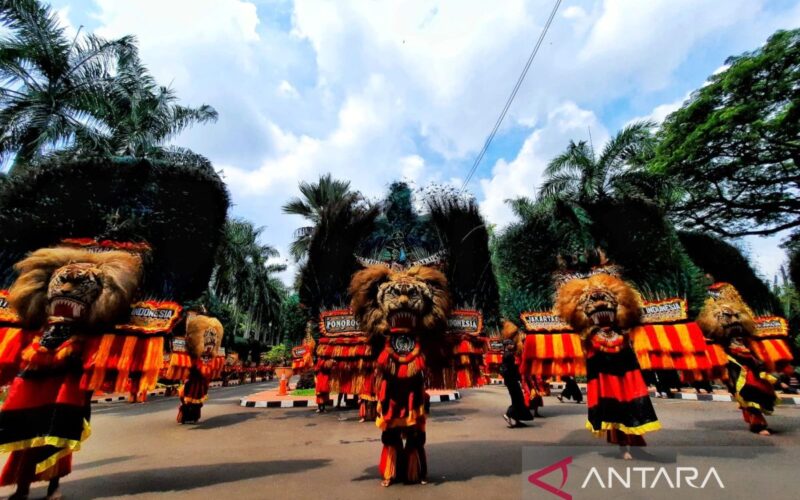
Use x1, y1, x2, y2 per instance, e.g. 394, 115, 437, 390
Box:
354, 431, 784, 485
188, 412, 259, 430
353, 440, 528, 483
73, 455, 138, 471
61, 459, 331, 496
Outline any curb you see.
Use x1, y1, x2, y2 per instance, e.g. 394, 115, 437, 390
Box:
644, 390, 800, 406
240, 390, 461, 409
91, 377, 272, 405
489, 383, 800, 406
91, 389, 167, 404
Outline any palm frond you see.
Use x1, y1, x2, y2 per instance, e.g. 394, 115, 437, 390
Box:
544, 140, 593, 176
537, 172, 579, 202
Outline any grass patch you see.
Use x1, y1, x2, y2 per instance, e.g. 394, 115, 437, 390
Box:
290, 389, 317, 396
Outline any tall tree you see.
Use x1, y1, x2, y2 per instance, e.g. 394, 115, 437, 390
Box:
282, 173, 356, 261
538, 121, 659, 207
654, 28, 800, 242
209, 218, 285, 343
0, 0, 134, 171
83, 48, 217, 158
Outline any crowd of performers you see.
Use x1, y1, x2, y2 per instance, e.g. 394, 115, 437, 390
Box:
0, 240, 796, 495
288, 194, 797, 485
289, 263, 797, 479
506, 262, 796, 453
303, 259, 796, 465
0, 191, 797, 496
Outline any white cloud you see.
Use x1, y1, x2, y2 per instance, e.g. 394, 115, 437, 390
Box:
55, 6, 78, 38
562, 6, 587, 20
277, 80, 300, 98
577, 0, 760, 92
479, 101, 609, 226
93, 0, 260, 46
400, 155, 425, 182
627, 93, 689, 126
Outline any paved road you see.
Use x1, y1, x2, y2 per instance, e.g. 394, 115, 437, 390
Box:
2, 383, 798, 499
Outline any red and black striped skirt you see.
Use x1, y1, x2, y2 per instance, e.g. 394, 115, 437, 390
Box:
586, 347, 660, 438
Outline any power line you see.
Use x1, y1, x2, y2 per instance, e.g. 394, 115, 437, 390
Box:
460, 0, 562, 192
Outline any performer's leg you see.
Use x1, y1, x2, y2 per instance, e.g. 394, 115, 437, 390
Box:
745, 408, 770, 435
404, 426, 428, 484
3, 448, 70, 499
358, 399, 367, 422
532, 396, 543, 417
607, 429, 646, 459
189, 403, 202, 423
315, 392, 328, 413
46, 478, 61, 500
379, 429, 404, 486
9, 482, 30, 500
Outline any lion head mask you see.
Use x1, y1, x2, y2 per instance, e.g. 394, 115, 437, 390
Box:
186, 313, 224, 359
349, 265, 451, 337
554, 273, 641, 333
696, 298, 755, 343
9, 247, 143, 329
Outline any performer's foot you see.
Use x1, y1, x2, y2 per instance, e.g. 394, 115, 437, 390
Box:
758, 429, 771, 436
502, 414, 514, 428
8, 492, 28, 500
556, 395, 563, 402
45, 491, 62, 500
622, 451, 633, 460
358, 417, 366, 423
380, 479, 393, 487
420, 479, 428, 485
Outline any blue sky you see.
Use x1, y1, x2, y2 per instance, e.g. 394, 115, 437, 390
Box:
48, 0, 800, 283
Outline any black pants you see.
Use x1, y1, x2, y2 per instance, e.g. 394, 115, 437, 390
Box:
561, 378, 583, 402
505, 379, 533, 421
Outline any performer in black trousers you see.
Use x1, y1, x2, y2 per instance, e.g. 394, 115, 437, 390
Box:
558, 376, 583, 403
501, 340, 533, 427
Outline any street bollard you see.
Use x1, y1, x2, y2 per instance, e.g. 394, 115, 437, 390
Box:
278, 373, 288, 396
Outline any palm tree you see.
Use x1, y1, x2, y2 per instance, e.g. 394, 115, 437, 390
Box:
538, 121, 659, 206
282, 173, 356, 261
83, 48, 217, 158
0, 0, 135, 171
209, 218, 286, 343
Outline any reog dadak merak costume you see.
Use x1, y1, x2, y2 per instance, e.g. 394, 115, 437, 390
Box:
297, 182, 499, 485
0, 156, 229, 498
